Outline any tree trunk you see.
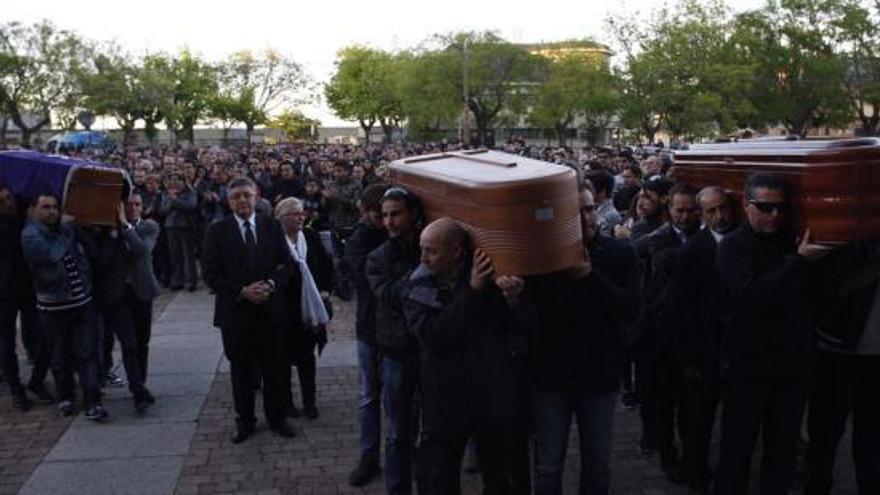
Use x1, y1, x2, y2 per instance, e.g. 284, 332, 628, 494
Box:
358, 120, 375, 144
246, 123, 254, 144
0, 115, 7, 149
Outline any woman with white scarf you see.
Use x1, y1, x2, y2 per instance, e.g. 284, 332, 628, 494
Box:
275, 198, 334, 419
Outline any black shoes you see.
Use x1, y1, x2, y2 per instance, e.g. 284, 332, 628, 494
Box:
272, 421, 297, 438
57, 400, 75, 417
187, 284, 198, 292
84, 404, 109, 422
231, 425, 254, 444
348, 455, 381, 487
27, 382, 55, 404
12, 393, 31, 412
134, 387, 156, 413
288, 403, 301, 418
303, 405, 319, 420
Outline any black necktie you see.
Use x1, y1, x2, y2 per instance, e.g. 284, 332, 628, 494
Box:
243, 220, 257, 271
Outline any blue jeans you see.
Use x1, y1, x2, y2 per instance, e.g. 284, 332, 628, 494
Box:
357, 339, 382, 459
533, 388, 618, 495
382, 355, 418, 495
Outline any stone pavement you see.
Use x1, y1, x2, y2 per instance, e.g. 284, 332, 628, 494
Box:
0, 289, 860, 494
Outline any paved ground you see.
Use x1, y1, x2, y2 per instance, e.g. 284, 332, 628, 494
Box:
0, 289, 859, 494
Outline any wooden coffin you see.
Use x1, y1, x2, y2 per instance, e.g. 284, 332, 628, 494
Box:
674, 138, 880, 243
0, 151, 129, 226
63, 166, 128, 226
389, 149, 584, 275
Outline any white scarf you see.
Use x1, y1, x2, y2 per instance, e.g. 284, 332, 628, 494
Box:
286, 231, 330, 327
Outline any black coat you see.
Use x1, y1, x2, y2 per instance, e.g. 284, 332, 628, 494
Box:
88, 229, 131, 307
674, 228, 724, 373
716, 223, 819, 380
0, 215, 33, 303
528, 236, 639, 393
344, 221, 387, 343
366, 235, 421, 359
202, 214, 295, 330
402, 265, 521, 434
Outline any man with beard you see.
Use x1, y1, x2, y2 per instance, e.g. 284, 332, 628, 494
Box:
674, 186, 736, 494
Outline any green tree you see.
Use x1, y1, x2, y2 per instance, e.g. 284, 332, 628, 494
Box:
731, 0, 851, 137
268, 109, 320, 142
325, 46, 404, 143
831, 0, 880, 136
0, 20, 87, 146
395, 49, 461, 140
528, 50, 620, 146
214, 50, 312, 143
162, 51, 218, 145
440, 32, 540, 145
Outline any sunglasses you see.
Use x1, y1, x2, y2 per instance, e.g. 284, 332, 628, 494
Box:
749, 200, 787, 214
383, 187, 410, 199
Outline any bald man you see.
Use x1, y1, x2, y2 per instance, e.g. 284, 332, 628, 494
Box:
402, 218, 523, 495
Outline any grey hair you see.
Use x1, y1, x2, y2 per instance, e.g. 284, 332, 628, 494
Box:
274, 197, 304, 219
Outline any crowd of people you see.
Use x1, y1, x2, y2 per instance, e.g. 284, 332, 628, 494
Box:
0, 139, 878, 495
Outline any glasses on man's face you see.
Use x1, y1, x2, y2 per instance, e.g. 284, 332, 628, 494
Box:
749, 200, 787, 214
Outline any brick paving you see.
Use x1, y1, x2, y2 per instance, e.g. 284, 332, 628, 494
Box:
175, 294, 859, 495
0, 291, 175, 495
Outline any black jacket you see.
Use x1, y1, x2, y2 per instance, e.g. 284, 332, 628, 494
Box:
528, 236, 639, 393
716, 223, 818, 380
402, 264, 521, 433
814, 240, 880, 352
366, 235, 421, 359
674, 228, 724, 373
0, 214, 34, 303
202, 214, 295, 330
87, 229, 131, 307
344, 221, 387, 343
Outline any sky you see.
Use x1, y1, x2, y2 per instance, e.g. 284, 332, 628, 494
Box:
7, 0, 765, 127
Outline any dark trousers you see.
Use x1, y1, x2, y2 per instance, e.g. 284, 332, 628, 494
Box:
806, 351, 880, 495
0, 300, 50, 396
421, 425, 512, 495
681, 370, 720, 490
635, 334, 658, 447
39, 302, 101, 406
127, 287, 153, 383
221, 311, 287, 428
285, 330, 317, 409
166, 228, 197, 288
715, 376, 808, 495
655, 336, 686, 461
100, 298, 146, 398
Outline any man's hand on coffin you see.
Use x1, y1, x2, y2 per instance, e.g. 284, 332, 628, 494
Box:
470, 249, 495, 291
117, 202, 128, 226
797, 229, 834, 261
61, 214, 76, 224
495, 275, 525, 307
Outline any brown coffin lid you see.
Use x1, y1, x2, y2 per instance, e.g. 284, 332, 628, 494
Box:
389, 149, 576, 206
675, 138, 880, 165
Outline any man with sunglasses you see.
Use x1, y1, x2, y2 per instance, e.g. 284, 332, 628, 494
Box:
714, 172, 832, 495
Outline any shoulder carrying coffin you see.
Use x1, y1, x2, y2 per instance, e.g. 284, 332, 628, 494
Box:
674, 138, 880, 243
389, 149, 584, 276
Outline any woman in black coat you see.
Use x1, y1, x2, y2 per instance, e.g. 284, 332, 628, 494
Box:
274, 197, 334, 419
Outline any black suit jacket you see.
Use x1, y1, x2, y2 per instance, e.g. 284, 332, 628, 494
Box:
674, 228, 723, 372
202, 214, 295, 330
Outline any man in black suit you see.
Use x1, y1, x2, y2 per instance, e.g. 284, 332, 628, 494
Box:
202, 177, 296, 443
641, 182, 700, 482
674, 186, 736, 494
714, 172, 832, 495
